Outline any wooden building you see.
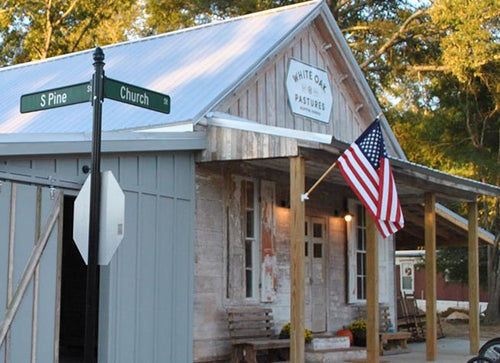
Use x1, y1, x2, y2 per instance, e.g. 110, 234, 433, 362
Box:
0, 1, 499, 362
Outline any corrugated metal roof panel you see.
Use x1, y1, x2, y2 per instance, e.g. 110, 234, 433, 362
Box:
0, 0, 321, 134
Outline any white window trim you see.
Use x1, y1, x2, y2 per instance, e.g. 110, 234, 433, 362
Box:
347, 199, 391, 304
243, 178, 261, 300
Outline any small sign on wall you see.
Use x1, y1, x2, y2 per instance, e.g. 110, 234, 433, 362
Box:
286, 58, 333, 123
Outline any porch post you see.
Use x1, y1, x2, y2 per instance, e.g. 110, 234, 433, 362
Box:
468, 200, 480, 354
424, 193, 437, 360
290, 156, 305, 363
366, 216, 380, 363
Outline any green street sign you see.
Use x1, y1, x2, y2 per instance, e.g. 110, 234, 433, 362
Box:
104, 77, 170, 114
20, 82, 92, 113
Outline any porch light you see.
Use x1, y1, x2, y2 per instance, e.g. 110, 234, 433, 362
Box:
344, 213, 353, 222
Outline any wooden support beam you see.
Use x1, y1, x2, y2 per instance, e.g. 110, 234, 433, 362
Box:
290, 156, 305, 363
468, 200, 480, 354
366, 216, 380, 363
424, 193, 437, 360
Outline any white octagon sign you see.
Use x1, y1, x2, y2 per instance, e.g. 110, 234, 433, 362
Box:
73, 170, 125, 265
286, 58, 333, 123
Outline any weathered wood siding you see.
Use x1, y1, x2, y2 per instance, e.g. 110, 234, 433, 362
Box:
193, 164, 365, 361
202, 127, 298, 161
204, 22, 371, 162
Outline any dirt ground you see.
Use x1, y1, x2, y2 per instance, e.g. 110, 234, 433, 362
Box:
441, 320, 500, 340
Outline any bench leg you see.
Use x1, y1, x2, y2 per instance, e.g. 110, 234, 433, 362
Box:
244, 346, 257, 363
231, 346, 244, 363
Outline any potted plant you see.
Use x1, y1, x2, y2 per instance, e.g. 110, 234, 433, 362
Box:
348, 320, 367, 347
279, 322, 313, 343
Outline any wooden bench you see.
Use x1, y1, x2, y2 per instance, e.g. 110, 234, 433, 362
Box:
358, 305, 412, 355
227, 307, 289, 363
379, 331, 412, 355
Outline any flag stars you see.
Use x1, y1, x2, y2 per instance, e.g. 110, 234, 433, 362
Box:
356, 122, 388, 170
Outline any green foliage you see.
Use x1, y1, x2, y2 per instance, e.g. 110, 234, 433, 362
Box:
0, 0, 141, 65
279, 322, 313, 343
142, 0, 301, 35
348, 319, 367, 338
435, 246, 489, 287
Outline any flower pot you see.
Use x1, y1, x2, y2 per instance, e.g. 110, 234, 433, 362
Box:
353, 336, 366, 347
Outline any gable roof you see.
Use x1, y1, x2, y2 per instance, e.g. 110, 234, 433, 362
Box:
0, 0, 322, 134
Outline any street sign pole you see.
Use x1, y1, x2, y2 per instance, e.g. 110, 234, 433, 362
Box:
84, 46, 104, 363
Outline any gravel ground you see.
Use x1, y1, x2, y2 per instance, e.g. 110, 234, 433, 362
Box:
441, 319, 500, 340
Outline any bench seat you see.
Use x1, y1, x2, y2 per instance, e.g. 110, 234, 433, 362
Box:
379, 332, 412, 355
227, 308, 290, 363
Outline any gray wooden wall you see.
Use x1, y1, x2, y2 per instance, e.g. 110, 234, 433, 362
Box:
0, 184, 60, 363
0, 151, 196, 363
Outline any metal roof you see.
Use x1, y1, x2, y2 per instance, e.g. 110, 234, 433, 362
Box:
0, 0, 321, 134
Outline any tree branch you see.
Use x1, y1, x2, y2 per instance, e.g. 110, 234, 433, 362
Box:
359, 9, 427, 70
407, 65, 451, 72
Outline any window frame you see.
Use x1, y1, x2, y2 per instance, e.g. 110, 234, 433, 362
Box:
347, 200, 367, 303
242, 178, 260, 300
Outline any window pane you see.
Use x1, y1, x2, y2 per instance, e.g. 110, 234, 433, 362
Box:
357, 205, 365, 227
245, 240, 252, 268
305, 221, 308, 236
246, 181, 254, 209
357, 231, 363, 250
402, 276, 412, 290
357, 254, 363, 274
305, 242, 308, 257
246, 270, 252, 297
313, 223, 322, 238
246, 211, 254, 237
357, 277, 364, 299
313, 243, 322, 258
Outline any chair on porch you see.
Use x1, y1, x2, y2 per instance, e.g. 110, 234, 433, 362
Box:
397, 292, 445, 341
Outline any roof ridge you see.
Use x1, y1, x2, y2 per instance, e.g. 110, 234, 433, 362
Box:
0, 0, 321, 74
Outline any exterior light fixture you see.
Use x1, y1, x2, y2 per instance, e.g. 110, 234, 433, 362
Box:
344, 213, 353, 222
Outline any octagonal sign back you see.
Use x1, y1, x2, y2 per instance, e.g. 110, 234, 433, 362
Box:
73, 170, 125, 265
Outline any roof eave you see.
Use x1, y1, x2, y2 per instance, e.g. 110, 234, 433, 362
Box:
0, 131, 207, 156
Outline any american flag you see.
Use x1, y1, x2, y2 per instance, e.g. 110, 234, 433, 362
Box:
337, 120, 404, 238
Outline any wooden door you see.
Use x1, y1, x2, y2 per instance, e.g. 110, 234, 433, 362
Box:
305, 217, 327, 333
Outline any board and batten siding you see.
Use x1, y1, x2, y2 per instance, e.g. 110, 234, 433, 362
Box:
0, 151, 196, 363
206, 22, 367, 162
0, 185, 61, 363
98, 152, 195, 363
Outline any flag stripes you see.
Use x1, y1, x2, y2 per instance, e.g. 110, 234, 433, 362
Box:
337, 120, 404, 238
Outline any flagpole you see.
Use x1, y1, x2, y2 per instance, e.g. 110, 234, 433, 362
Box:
301, 162, 337, 201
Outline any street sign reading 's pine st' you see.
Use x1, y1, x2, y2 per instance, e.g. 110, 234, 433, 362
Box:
20, 82, 92, 113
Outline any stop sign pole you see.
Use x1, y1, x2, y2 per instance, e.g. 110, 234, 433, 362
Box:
84, 46, 104, 363
19, 46, 171, 363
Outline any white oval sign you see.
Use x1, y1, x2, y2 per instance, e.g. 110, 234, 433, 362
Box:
286, 58, 333, 123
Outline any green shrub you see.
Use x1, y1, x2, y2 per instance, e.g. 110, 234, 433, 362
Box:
279, 322, 313, 343
348, 319, 367, 338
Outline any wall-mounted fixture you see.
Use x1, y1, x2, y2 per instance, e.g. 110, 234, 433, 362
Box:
344, 212, 353, 222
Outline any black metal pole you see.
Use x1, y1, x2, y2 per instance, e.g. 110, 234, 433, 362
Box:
84, 46, 104, 363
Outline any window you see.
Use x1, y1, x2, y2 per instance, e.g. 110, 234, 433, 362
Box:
355, 204, 367, 300
401, 262, 414, 293
347, 200, 392, 304
347, 201, 368, 303
243, 180, 259, 298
